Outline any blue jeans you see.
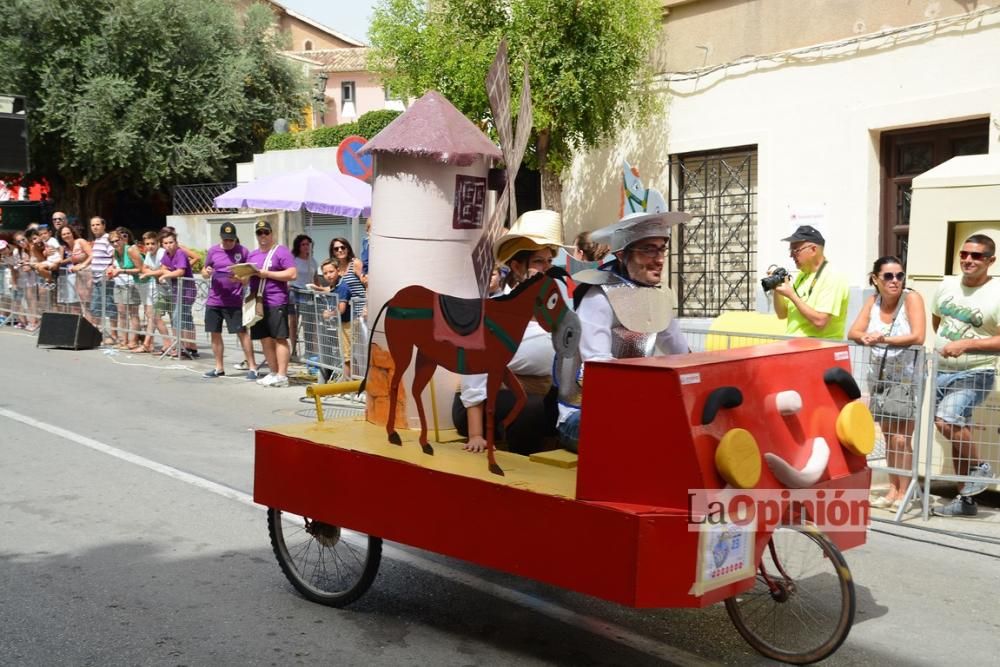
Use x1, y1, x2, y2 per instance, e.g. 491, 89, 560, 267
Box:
557, 410, 581, 453
935, 368, 995, 426
90, 277, 117, 321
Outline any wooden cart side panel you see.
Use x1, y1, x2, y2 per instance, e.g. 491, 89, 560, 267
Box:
254, 431, 647, 606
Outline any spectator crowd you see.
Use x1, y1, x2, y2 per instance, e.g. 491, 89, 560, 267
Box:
0, 211, 370, 389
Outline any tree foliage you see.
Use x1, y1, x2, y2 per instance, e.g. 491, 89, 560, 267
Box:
0, 0, 307, 207
368, 0, 661, 180
263, 110, 401, 152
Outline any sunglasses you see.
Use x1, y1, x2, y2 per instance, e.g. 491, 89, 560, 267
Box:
880, 271, 905, 282
332, 245, 346, 251
255, 230, 271, 236
959, 250, 992, 261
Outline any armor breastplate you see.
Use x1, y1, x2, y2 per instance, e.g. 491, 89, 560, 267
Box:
610, 325, 657, 358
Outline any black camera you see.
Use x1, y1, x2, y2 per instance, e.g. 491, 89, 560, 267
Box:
761, 266, 789, 292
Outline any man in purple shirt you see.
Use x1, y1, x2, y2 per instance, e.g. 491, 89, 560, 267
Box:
242, 219, 296, 387
158, 229, 198, 359
201, 222, 258, 379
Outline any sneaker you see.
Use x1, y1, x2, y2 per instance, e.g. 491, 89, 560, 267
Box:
256, 374, 277, 386
959, 462, 993, 497
268, 374, 289, 388
204, 369, 225, 378
235, 360, 268, 371
932, 496, 978, 517
179, 348, 196, 360
246, 370, 259, 381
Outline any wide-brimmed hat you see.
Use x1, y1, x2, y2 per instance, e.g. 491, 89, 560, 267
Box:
591, 210, 690, 253
494, 209, 563, 265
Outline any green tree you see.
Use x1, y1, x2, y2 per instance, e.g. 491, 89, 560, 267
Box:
368, 0, 661, 209
0, 0, 307, 216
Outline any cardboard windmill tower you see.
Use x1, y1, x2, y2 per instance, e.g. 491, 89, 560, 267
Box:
358, 39, 533, 431
358, 92, 502, 429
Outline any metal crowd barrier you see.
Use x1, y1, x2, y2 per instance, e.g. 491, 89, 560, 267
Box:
2, 268, 369, 381
290, 285, 366, 383
922, 352, 1000, 520
8, 271, 994, 518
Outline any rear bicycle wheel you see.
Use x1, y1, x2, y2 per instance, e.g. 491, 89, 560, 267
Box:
267, 508, 382, 607
725, 524, 855, 664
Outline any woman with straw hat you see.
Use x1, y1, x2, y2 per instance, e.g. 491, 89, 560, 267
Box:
556, 210, 692, 452
451, 209, 564, 456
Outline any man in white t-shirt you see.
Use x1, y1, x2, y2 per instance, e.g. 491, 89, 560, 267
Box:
931, 234, 1000, 517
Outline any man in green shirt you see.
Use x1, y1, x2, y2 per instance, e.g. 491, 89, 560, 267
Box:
930, 234, 1000, 517
771, 225, 849, 339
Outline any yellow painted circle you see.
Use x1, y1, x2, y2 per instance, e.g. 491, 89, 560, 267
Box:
836, 401, 876, 456
715, 428, 762, 489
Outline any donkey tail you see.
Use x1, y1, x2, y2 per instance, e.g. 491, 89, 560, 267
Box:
358, 300, 390, 395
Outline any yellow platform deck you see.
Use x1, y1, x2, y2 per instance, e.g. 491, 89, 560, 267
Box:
261, 417, 578, 499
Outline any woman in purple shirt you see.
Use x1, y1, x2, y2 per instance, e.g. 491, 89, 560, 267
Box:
242, 219, 296, 388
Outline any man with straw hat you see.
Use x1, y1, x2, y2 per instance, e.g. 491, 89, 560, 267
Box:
452, 209, 565, 456
556, 210, 692, 452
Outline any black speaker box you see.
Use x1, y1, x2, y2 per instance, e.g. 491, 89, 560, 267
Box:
36, 312, 103, 350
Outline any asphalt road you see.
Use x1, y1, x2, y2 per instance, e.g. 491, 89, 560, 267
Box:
2, 329, 999, 666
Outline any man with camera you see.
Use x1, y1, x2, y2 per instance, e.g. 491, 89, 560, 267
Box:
768, 225, 849, 340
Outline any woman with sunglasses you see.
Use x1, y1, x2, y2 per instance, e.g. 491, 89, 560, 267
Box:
326, 237, 365, 377
848, 256, 926, 510
288, 234, 319, 362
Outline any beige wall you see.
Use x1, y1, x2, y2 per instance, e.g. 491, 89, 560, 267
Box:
322, 71, 392, 126
657, 0, 988, 72
233, 0, 361, 51
280, 16, 357, 51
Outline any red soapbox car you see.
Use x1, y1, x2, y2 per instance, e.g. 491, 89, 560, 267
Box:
254, 338, 874, 664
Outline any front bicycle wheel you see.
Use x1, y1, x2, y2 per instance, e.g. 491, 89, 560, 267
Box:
725, 524, 855, 664
267, 508, 382, 607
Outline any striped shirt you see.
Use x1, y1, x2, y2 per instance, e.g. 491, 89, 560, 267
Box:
90, 233, 114, 279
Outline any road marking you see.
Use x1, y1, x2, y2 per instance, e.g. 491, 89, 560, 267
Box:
1, 407, 715, 667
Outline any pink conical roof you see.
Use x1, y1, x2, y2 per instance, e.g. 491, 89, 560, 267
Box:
359, 90, 502, 166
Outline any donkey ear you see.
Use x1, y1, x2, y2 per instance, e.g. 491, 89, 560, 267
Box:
546, 266, 570, 281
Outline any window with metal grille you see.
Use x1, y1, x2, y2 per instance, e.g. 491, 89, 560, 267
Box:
667, 147, 758, 318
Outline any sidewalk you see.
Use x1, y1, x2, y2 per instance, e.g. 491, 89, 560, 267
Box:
870, 477, 1000, 553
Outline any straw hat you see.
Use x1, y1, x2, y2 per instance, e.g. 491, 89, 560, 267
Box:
591, 210, 691, 254
493, 209, 564, 265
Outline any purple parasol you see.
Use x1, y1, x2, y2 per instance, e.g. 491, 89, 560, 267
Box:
213, 166, 372, 217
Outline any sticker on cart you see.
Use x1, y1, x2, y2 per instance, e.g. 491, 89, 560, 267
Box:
834, 350, 850, 361
680, 372, 702, 385
689, 522, 755, 597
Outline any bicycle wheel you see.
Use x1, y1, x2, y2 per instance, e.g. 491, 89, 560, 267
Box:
724, 524, 855, 664
267, 508, 382, 607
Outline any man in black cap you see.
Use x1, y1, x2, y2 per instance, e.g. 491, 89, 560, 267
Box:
771, 224, 849, 339
201, 222, 258, 379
